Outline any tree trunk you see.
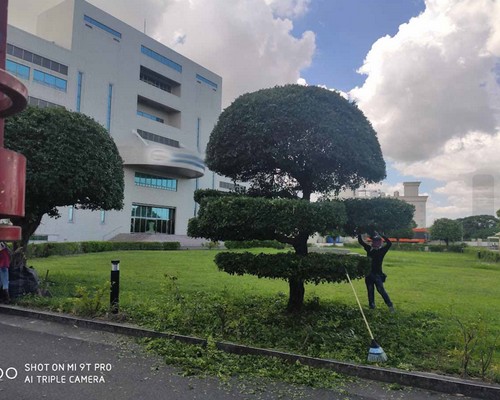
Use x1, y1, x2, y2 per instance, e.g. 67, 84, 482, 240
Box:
287, 277, 305, 313
287, 231, 309, 312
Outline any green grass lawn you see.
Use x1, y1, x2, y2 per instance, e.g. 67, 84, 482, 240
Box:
21, 248, 500, 383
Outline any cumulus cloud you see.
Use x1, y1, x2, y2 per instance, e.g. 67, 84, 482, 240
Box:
351, 0, 500, 220
263, 0, 311, 19
352, 0, 500, 163
148, 0, 315, 107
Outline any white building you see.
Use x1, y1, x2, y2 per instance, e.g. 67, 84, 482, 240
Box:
6, 0, 230, 242
393, 182, 428, 228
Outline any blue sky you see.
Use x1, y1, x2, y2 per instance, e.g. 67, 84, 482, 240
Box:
10, 0, 500, 225
293, 0, 425, 92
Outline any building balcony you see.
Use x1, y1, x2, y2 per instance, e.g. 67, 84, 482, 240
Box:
118, 137, 205, 179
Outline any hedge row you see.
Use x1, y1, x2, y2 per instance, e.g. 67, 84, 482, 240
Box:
224, 240, 287, 249
343, 242, 467, 253
475, 249, 500, 263
27, 241, 181, 258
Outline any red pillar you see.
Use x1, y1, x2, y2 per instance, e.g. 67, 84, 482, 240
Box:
0, 0, 28, 241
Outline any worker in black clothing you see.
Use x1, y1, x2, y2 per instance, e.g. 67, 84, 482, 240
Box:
357, 231, 394, 312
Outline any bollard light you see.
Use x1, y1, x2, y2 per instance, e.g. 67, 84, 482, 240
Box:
110, 260, 120, 314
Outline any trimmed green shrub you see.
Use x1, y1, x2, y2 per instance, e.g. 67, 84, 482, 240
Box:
224, 240, 286, 250
215, 251, 369, 284
27, 241, 181, 258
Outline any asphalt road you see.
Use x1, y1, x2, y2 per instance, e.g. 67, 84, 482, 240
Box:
0, 314, 480, 400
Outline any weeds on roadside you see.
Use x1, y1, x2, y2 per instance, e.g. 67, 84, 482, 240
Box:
450, 313, 498, 380
72, 282, 109, 317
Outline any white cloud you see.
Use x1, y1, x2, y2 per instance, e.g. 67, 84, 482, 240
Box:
263, 0, 311, 19
351, 0, 500, 220
149, 0, 315, 107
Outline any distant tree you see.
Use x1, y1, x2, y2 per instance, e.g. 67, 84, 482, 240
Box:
193, 85, 387, 312
430, 218, 463, 247
5, 106, 124, 254
456, 215, 499, 240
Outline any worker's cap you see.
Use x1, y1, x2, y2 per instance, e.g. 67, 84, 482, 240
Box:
371, 235, 382, 243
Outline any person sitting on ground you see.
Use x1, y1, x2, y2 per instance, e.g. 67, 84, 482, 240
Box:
357, 231, 394, 312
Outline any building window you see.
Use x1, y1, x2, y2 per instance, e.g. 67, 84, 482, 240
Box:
196, 74, 218, 90
28, 96, 63, 109
33, 69, 67, 91
135, 172, 177, 191
136, 129, 179, 148
100, 210, 106, 224
83, 15, 122, 39
7, 43, 68, 75
131, 204, 175, 234
141, 45, 182, 73
68, 206, 74, 222
137, 110, 164, 123
76, 71, 83, 112
107, 84, 113, 132
6, 59, 30, 80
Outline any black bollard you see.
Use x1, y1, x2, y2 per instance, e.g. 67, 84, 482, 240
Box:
110, 260, 120, 314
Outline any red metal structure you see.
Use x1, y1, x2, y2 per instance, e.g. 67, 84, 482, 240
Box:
0, 0, 28, 241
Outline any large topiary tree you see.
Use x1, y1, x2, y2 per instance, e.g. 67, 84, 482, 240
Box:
5, 106, 124, 253
192, 85, 388, 312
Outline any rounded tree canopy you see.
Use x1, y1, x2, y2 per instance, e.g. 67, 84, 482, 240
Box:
5, 106, 124, 219
342, 197, 416, 236
206, 84, 386, 199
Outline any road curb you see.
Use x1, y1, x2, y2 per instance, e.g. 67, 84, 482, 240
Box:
1, 304, 499, 399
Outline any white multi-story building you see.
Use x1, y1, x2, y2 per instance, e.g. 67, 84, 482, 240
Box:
6, 0, 229, 242
393, 182, 428, 228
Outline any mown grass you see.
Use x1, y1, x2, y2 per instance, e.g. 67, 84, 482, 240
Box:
20, 248, 500, 385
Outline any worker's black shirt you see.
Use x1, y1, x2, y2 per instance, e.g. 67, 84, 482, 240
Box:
357, 234, 391, 275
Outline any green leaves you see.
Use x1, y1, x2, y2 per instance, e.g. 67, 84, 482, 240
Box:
430, 218, 463, 246
188, 195, 346, 243
343, 197, 416, 236
215, 251, 369, 284
206, 84, 386, 199
5, 106, 124, 246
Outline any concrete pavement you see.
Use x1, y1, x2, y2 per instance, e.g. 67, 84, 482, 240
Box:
0, 313, 488, 399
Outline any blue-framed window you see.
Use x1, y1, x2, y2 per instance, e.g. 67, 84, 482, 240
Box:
6, 59, 30, 80
196, 74, 218, 90
76, 71, 83, 112
137, 110, 164, 123
33, 69, 67, 91
141, 45, 182, 73
135, 172, 177, 191
100, 210, 106, 224
84, 15, 122, 39
68, 206, 74, 222
107, 84, 113, 132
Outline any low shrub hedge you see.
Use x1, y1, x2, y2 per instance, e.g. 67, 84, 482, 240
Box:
27, 241, 180, 258
224, 240, 287, 249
